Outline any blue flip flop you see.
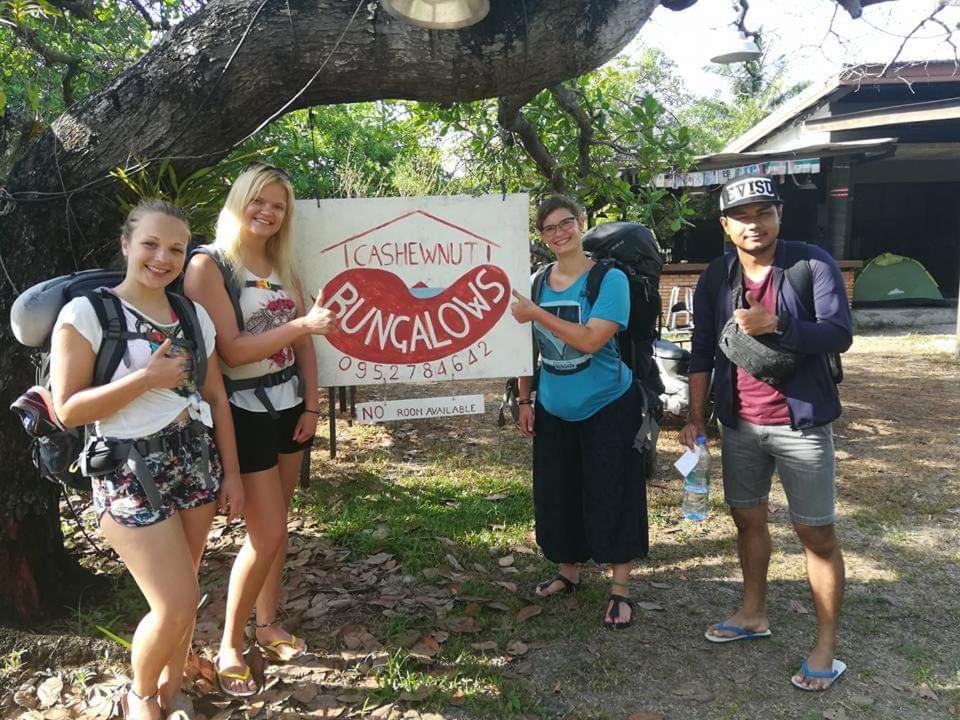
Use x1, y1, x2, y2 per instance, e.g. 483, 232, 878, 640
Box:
791, 659, 847, 691
704, 621, 773, 643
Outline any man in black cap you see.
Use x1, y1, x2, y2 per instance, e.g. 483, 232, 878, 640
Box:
679, 175, 853, 691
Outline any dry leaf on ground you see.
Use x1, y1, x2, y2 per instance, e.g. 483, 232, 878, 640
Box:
516, 605, 543, 622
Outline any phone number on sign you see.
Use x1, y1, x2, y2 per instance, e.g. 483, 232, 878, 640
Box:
337, 341, 494, 381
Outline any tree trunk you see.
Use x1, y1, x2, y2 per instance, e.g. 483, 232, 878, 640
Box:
0, 0, 658, 623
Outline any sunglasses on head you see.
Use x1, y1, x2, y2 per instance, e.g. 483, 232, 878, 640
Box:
244, 161, 292, 180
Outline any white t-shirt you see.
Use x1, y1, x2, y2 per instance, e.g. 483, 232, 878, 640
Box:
53, 293, 217, 439
220, 268, 301, 413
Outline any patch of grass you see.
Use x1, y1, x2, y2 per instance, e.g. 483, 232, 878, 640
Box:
850, 504, 903, 531
0, 650, 25, 679
64, 574, 144, 640
304, 442, 534, 574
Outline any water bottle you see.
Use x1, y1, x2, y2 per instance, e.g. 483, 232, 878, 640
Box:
682, 435, 710, 522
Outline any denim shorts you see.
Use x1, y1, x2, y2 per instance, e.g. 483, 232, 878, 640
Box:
93, 423, 223, 528
720, 420, 836, 526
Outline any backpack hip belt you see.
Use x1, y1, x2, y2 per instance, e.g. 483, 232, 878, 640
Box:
82, 419, 211, 510
224, 365, 301, 419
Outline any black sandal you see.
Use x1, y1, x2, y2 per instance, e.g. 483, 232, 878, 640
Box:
534, 573, 579, 597
604, 593, 634, 630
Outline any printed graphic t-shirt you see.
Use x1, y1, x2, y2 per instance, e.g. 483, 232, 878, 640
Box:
534, 267, 632, 421
221, 268, 302, 413
735, 269, 791, 425
54, 293, 217, 439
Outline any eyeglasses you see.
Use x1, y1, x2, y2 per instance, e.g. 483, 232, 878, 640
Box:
244, 161, 292, 181
538, 216, 578, 239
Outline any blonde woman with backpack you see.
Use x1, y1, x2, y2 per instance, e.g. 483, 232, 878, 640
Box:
184, 164, 336, 696
50, 199, 244, 720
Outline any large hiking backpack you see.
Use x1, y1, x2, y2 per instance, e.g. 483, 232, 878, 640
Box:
578, 221, 664, 389
9, 269, 208, 491
701, 241, 844, 384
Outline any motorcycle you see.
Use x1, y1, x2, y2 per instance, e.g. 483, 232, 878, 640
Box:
653, 336, 714, 422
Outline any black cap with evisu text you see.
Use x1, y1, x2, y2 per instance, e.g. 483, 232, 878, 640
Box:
719, 175, 782, 213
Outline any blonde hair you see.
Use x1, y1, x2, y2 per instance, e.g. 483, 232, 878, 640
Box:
212, 165, 296, 288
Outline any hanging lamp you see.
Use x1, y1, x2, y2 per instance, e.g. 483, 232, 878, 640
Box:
381, 0, 490, 30
710, 31, 762, 64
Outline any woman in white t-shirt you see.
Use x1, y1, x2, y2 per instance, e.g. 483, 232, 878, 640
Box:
184, 164, 336, 696
50, 200, 244, 720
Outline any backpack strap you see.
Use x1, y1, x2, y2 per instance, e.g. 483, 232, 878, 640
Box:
191, 246, 245, 331
583, 262, 612, 307
702, 254, 733, 310
167, 292, 208, 389
782, 241, 815, 318
781, 241, 844, 383
528, 263, 554, 391
87, 289, 136, 386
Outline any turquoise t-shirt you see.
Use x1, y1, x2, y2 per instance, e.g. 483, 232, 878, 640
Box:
534, 267, 632, 421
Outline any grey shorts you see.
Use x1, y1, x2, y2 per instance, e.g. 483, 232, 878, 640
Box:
720, 420, 836, 526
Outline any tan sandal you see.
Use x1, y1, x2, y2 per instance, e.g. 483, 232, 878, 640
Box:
255, 619, 306, 662
257, 633, 306, 662
214, 657, 259, 698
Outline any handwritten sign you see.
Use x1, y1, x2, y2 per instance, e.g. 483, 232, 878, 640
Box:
292, 194, 533, 386
354, 395, 485, 424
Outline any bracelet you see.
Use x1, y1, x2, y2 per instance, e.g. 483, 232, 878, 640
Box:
303, 408, 321, 415
517, 399, 533, 406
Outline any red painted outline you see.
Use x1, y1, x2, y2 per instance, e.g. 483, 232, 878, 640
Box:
320, 209, 502, 254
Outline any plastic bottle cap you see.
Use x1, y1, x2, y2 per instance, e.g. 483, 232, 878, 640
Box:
695, 435, 708, 445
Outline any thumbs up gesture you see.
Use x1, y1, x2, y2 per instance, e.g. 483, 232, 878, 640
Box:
733, 290, 778, 336
144, 338, 189, 389
301, 289, 337, 336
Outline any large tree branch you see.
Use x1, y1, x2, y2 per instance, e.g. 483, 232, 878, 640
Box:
549, 83, 594, 181
497, 92, 564, 193
660, 0, 904, 17
9, 0, 659, 198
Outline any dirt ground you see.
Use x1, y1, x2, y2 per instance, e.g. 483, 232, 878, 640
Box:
2, 331, 958, 720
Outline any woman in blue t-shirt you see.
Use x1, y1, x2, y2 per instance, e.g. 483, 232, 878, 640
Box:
511, 195, 648, 630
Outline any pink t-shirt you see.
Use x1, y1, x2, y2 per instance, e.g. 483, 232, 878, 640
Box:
735, 269, 791, 426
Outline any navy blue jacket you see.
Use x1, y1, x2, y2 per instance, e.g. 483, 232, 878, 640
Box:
688, 240, 853, 429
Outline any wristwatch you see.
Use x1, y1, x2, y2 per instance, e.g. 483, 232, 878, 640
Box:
773, 315, 789, 336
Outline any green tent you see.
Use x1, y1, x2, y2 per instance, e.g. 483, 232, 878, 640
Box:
853, 253, 948, 307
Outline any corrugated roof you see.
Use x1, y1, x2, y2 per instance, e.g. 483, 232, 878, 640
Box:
722, 61, 960, 154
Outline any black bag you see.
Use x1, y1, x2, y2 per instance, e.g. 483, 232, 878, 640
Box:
717, 320, 801, 386
581, 222, 664, 390
703, 241, 844, 384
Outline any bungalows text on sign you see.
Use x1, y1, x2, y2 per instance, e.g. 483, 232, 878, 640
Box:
292, 194, 533, 386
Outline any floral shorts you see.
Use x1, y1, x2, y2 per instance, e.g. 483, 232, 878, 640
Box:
93, 423, 223, 528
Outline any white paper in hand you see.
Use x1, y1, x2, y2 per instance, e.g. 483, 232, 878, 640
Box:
674, 448, 699, 478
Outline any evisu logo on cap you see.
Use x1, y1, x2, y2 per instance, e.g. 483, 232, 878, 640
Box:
720, 175, 782, 212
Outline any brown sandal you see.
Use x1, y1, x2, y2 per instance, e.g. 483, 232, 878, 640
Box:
534, 573, 580, 597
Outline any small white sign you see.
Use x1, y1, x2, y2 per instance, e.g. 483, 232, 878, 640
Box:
355, 394, 486, 424
674, 449, 699, 478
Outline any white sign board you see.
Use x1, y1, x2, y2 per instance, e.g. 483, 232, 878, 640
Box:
354, 395, 486, 424
292, 194, 533, 387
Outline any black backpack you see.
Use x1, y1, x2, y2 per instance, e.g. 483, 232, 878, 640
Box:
701, 241, 843, 384
10, 269, 208, 491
